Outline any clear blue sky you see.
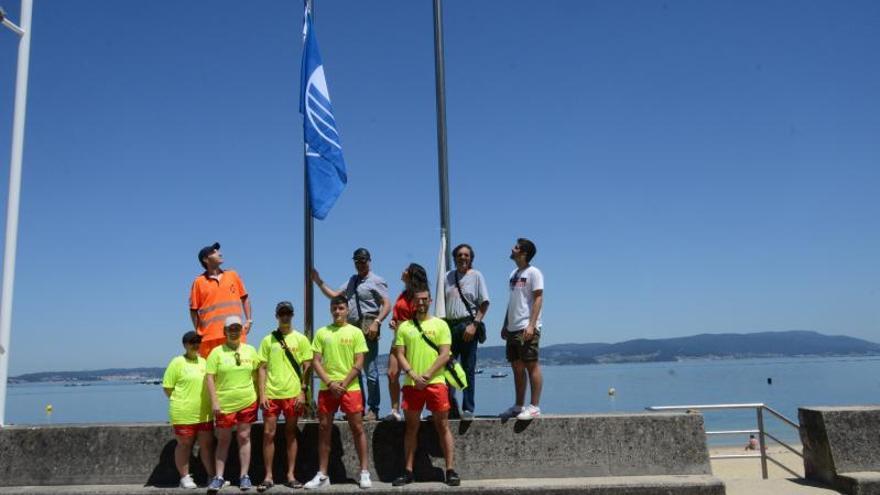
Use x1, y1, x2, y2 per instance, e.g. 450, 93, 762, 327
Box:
0, 1, 877, 374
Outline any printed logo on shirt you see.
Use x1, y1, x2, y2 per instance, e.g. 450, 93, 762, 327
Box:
510, 276, 528, 289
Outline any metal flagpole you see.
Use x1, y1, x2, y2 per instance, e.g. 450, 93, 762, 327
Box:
303, 0, 316, 413
0, 0, 34, 427
432, 0, 451, 268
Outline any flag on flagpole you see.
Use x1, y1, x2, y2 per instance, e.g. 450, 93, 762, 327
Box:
434, 230, 447, 318
300, 2, 347, 220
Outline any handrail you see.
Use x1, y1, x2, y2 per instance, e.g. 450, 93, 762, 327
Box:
646, 402, 803, 480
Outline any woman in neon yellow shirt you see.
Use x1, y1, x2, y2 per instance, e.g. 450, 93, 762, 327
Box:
163, 331, 216, 489
205, 316, 260, 493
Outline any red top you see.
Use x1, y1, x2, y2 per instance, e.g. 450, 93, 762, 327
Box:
392, 292, 416, 323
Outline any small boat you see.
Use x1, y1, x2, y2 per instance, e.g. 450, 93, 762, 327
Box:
475, 368, 484, 375
490, 372, 508, 379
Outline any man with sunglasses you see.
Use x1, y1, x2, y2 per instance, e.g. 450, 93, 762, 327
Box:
256, 301, 313, 492
392, 286, 460, 487
499, 238, 544, 421
311, 248, 391, 421
305, 295, 372, 490
205, 316, 260, 493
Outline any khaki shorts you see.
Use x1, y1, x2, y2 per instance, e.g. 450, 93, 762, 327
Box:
505, 328, 541, 363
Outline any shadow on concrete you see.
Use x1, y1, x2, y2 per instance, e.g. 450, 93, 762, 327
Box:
145, 440, 179, 487
787, 478, 843, 493
371, 420, 445, 482
514, 419, 534, 433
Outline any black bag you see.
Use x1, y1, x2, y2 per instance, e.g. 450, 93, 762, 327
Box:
454, 271, 487, 344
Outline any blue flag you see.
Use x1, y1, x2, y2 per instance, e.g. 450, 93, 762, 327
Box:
300, 4, 347, 220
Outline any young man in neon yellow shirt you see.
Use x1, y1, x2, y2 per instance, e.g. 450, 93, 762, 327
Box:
205, 316, 260, 493
304, 295, 372, 490
256, 301, 313, 491
392, 287, 460, 487
163, 331, 216, 489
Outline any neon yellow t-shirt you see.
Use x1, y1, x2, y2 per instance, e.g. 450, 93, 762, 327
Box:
311, 323, 368, 391
206, 343, 259, 414
163, 355, 213, 425
257, 329, 313, 399
394, 317, 451, 387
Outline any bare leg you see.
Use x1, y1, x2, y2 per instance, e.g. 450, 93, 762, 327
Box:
197, 431, 216, 478
387, 350, 400, 412
511, 360, 527, 407
174, 435, 195, 478
346, 411, 369, 471
237, 423, 252, 479
525, 360, 543, 406
262, 415, 278, 483
317, 413, 333, 474
285, 417, 300, 482
432, 411, 454, 470
403, 409, 421, 472
214, 428, 233, 479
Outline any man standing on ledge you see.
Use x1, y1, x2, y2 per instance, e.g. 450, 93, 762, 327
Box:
311, 248, 391, 421
499, 238, 544, 421
190, 242, 253, 358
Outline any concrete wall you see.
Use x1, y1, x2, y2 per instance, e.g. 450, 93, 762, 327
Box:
0, 413, 712, 487
799, 406, 880, 495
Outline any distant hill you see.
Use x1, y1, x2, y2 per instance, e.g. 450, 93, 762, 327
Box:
9, 331, 880, 383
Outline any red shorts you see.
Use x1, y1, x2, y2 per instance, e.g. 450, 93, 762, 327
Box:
402, 384, 450, 413
317, 390, 363, 415
262, 398, 302, 420
215, 401, 258, 429
173, 421, 214, 438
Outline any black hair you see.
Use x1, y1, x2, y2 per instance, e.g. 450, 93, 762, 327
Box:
452, 243, 475, 268
517, 237, 537, 262
406, 263, 428, 292
330, 294, 348, 307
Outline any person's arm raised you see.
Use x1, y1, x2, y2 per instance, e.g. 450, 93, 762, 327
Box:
311, 269, 342, 299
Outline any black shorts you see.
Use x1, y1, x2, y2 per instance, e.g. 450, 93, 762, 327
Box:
505, 329, 541, 363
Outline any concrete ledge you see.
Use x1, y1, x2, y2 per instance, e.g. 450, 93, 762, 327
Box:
0, 414, 715, 488
799, 406, 880, 495
0, 475, 725, 495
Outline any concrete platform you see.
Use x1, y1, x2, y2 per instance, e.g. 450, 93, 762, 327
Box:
0, 475, 725, 495
0, 414, 716, 488
800, 406, 880, 495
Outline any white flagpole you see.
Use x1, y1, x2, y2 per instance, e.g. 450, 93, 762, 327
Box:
0, 0, 34, 426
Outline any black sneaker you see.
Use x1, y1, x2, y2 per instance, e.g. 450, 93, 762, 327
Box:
445, 469, 461, 487
392, 471, 414, 487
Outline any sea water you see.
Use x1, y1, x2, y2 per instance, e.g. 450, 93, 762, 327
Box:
7, 356, 879, 444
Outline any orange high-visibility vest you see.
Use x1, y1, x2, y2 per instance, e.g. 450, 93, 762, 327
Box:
189, 270, 247, 342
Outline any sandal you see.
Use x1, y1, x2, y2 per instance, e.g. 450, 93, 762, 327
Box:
256, 480, 274, 492
284, 479, 304, 489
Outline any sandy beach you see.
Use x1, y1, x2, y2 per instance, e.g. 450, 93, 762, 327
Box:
709, 445, 842, 494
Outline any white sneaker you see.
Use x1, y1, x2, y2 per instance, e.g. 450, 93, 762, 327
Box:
384, 409, 403, 422
516, 405, 541, 420
304, 472, 330, 490
499, 405, 522, 419
460, 410, 475, 420
179, 474, 197, 489
359, 471, 372, 489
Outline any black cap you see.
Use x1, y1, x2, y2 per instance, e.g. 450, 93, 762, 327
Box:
276, 301, 294, 314
198, 242, 221, 265
352, 247, 371, 261
182, 331, 202, 345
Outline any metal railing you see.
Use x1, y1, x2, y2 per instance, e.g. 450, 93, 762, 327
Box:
646, 403, 802, 479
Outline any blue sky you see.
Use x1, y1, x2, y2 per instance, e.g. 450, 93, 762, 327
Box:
0, 0, 877, 374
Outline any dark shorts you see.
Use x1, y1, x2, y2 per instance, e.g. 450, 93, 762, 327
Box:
505, 329, 541, 363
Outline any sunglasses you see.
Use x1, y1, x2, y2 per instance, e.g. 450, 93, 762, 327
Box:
234, 352, 241, 366
277, 311, 294, 317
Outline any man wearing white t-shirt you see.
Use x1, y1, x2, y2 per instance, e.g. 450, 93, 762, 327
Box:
499, 238, 544, 421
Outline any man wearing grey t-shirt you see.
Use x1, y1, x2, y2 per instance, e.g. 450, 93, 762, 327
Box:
312, 248, 391, 420
444, 243, 490, 420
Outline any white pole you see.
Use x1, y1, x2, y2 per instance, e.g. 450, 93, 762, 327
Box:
0, 0, 34, 427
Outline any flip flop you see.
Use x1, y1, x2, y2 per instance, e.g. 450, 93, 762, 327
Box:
257, 480, 274, 492
284, 479, 304, 489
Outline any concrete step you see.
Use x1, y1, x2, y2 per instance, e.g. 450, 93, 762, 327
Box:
0, 476, 724, 495
724, 478, 842, 495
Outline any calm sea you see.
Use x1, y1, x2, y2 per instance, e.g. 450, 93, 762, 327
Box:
7, 356, 879, 444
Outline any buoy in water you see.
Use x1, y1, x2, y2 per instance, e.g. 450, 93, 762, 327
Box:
608, 387, 616, 397
45, 404, 53, 414
767, 377, 773, 385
